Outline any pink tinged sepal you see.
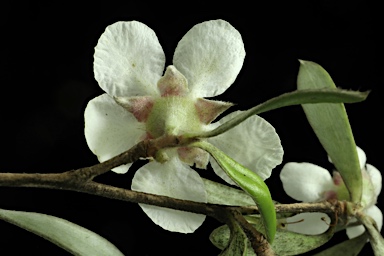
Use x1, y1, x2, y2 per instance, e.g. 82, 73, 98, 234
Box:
323, 190, 338, 200
332, 171, 350, 201
332, 171, 344, 186
114, 96, 154, 122
177, 147, 210, 169
195, 98, 233, 124
157, 65, 189, 97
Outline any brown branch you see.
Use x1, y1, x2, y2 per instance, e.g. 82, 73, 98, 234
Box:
0, 170, 341, 219
0, 171, 343, 255
275, 201, 340, 214
0, 131, 341, 218
73, 181, 224, 220
0, 172, 342, 219
0, 135, 344, 254
64, 134, 189, 182
0, 134, 195, 187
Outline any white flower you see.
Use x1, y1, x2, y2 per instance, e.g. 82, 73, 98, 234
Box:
280, 146, 382, 238
85, 20, 283, 233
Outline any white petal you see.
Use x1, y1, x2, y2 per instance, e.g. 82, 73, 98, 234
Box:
284, 212, 330, 235
367, 205, 383, 232
366, 164, 382, 197
208, 111, 283, 185
173, 19, 245, 98
365, 205, 383, 231
345, 205, 382, 240
84, 94, 145, 173
280, 162, 334, 202
356, 146, 367, 169
345, 225, 366, 240
94, 21, 165, 97
131, 156, 207, 233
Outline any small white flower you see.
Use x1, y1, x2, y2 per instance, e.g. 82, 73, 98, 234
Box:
280, 146, 382, 238
85, 20, 283, 233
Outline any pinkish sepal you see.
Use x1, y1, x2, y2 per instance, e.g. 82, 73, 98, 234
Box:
195, 98, 233, 124
157, 65, 189, 97
114, 96, 154, 122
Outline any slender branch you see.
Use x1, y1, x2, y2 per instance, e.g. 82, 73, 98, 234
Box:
70, 134, 191, 181
0, 170, 344, 255
0, 173, 66, 187
0, 135, 344, 254
0, 170, 341, 220
74, 181, 223, 220
0, 134, 193, 187
275, 201, 340, 214
355, 211, 384, 256
68, 139, 151, 181
0, 131, 343, 220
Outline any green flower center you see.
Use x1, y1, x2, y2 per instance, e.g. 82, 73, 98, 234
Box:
146, 96, 202, 138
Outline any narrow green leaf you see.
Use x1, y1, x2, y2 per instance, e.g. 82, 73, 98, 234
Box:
195, 88, 369, 138
297, 60, 362, 203
197, 88, 368, 139
0, 208, 124, 256
272, 229, 333, 255
194, 141, 276, 243
210, 221, 334, 256
313, 232, 368, 256
218, 220, 249, 256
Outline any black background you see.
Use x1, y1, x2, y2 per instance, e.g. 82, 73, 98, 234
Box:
1, 2, 383, 255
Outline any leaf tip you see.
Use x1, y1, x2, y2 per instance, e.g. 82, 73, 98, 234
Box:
298, 59, 309, 65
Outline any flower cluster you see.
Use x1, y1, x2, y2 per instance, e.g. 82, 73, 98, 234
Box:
280, 146, 382, 238
85, 20, 283, 233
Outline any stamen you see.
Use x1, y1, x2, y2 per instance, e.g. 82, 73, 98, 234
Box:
321, 216, 337, 227
279, 218, 304, 228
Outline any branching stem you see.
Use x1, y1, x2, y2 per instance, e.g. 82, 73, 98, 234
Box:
0, 135, 344, 256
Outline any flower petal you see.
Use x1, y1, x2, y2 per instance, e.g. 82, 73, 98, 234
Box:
280, 162, 334, 202
366, 164, 382, 197
346, 205, 383, 239
94, 21, 165, 97
131, 156, 207, 233
356, 146, 367, 169
173, 19, 245, 98
367, 205, 383, 232
345, 225, 366, 240
284, 212, 330, 235
208, 111, 283, 185
84, 94, 145, 173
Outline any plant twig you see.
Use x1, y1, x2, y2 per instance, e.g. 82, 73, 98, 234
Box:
0, 136, 344, 254
0, 170, 341, 218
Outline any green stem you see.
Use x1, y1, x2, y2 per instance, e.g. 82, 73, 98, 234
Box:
196, 89, 368, 138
